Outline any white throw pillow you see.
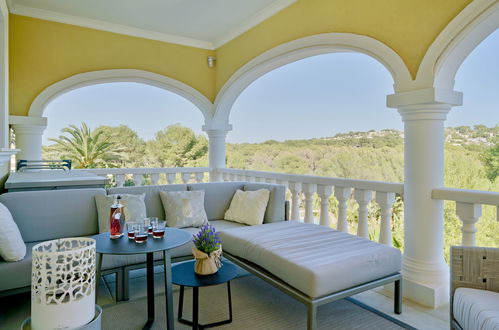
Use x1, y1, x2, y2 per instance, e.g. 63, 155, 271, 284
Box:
159, 191, 208, 228
0, 202, 26, 261
224, 189, 270, 226
95, 194, 147, 233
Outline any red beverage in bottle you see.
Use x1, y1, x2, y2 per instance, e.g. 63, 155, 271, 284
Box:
152, 230, 165, 239
134, 233, 148, 243
109, 195, 125, 239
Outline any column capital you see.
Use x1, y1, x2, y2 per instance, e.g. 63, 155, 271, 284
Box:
10, 116, 48, 134
202, 124, 232, 137
387, 87, 463, 108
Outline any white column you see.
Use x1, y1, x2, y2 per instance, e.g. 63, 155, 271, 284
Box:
0, 11, 8, 149
354, 189, 372, 239
456, 202, 482, 246
203, 126, 230, 182
334, 186, 351, 232
375, 191, 396, 246
10, 116, 47, 161
388, 87, 462, 308
317, 185, 333, 227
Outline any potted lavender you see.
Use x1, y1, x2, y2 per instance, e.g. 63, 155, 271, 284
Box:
192, 223, 222, 275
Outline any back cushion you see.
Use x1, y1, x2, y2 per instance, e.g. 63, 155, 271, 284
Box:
244, 183, 286, 223
108, 184, 187, 220
0, 188, 106, 243
188, 182, 244, 220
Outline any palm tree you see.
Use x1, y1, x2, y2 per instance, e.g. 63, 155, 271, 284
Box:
48, 123, 115, 168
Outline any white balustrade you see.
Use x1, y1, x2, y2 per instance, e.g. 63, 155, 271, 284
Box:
181, 172, 191, 184
375, 191, 396, 246
150, 173, 160, 185
334, 187, 351, 232
288, 181, 302, 221
354, 189, 373, 239
195, 172, 204, 183
115, 174, 125, 187
302, 183, 317, 224
166, 173, 176, 184
432, 187, 499, 247
317, 185, 333, 227
132, 174, 142, 186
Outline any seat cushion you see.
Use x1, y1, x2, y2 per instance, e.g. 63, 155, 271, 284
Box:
0, 241, 37, 291
454, 288, 499, 330
188, 182, 244, 221
219, 221, 402, 298
108, 184, 187, 220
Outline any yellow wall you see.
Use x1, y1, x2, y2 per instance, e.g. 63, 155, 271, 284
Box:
215, 0, 472, 92
9, 15, 216, 116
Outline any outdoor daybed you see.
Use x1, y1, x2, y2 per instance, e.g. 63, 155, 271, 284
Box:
220, 221, 403, 330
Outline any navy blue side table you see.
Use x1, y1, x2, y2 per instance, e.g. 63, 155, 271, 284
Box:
172, 260, 238, 329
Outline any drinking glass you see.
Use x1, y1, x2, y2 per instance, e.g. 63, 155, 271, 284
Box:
152, 221, 166, 239
126, 222, 138, 239
134, 223, 148, 243
146, 217, 158, 235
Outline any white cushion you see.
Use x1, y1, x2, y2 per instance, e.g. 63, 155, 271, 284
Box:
159, 191, 208, 228
0, 202, 26, 261
219, 221, 402, 298
454, 288, 499, 330
95, 194, 147, 233
224, 189, 270, 226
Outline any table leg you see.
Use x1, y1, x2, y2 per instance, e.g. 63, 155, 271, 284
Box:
193, 287, 199, 330
163, 250, 174, 330
178, 286, 185, 321
143, 252, 155, 330
95, 253, 103, 304
227, 282, 232, 323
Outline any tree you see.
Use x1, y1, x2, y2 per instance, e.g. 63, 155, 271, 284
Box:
47, 123, 115, 168
146, 124, 208, 167
482, 143, 499, 183
96, 125, 146, 168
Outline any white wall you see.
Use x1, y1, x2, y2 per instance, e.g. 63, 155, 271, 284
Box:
0, 0, 9, 148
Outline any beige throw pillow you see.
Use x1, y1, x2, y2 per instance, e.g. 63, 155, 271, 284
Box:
224, 189, 270, 226
95, 194, 147, 233
159, 191, 208, 228
0, 202, 26, 261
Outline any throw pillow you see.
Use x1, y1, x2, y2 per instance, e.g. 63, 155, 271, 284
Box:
95, 194, 147, 233
159, 191, 208, 228
0, 202, 26, 261
224, 189, 270, 226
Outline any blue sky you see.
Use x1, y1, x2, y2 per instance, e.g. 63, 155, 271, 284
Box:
43, 30, 498, 145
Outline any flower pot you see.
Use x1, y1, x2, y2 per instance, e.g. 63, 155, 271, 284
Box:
192, 246, 222, 275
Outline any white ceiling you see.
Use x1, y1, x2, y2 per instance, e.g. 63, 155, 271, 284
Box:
7, 0, 296, 49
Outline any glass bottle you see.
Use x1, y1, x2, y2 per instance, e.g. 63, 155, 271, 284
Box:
109, 195, 125, 239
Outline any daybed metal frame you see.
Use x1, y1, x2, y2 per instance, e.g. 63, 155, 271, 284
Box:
224, 251, 402, 330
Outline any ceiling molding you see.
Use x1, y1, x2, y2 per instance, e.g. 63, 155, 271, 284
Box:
9, 4, 216, 50
213, 0, 297, 48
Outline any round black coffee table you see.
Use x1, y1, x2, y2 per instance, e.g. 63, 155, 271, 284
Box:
172, 260, 238, 329
92, 229, 191, 330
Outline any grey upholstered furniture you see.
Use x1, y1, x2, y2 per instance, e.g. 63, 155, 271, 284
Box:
450, 246, 499, 330
0, 181, 286, 300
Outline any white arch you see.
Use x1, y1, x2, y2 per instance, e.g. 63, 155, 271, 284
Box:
212, 33, 413, 128
417, 0, 499, 89
28, 69, 215, 122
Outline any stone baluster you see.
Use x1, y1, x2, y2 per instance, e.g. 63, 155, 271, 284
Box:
276, 180, 289, 189
236, 174, 245, 181
195, 172, 204, 183
375, 192, 396, 246
223, 172, 229, 181
150, 173, 160, 185
266, 178, 276, 184
245, 175, 254, 182
166, 173, 176, 184
354, 189, 373, 239
132, 174, 142, 186
181, 173, 191, 184
115, 174, 126, 188
302, 183, 316, 224
317, 185, 333, 227
456, 202, 482, 246
334, 187, 351, 232
255, 177, 264, 183
288, 182, 302, 221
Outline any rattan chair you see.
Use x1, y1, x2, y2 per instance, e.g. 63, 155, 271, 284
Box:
450, 246, 499, 330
